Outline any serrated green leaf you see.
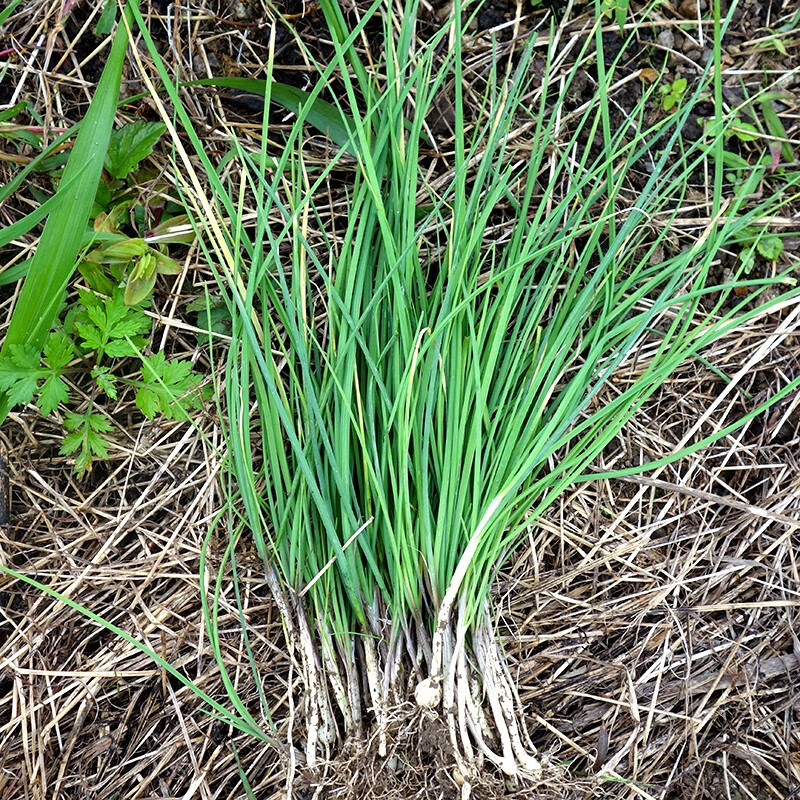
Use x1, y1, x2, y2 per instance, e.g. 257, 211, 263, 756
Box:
92, 365, 117, 399
7, 344, 39, 372
0, 345, 43, 410
60, 411, 113, 476
137, 352, 204, 419
87, 412, 113, 433
86, 429, 110, 457
103, 293, 130, 328
78, 289, 103, 310
43, 332, 74, 371
62, 411, 84, 432
110, 311, 150, 338
75, 322, 104, 351
38, 374, 70, 414
60, 429, 84, 454
162, 358, 193, 385
135, 386, 160, 418
104, 122, 167, 180
104, 339, 139, 358
85, 303, 108, 331
6, 376, 38, 407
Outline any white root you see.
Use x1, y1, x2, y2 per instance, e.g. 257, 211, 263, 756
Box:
270, 535, 542, 782
456, 644, 477, 767
417, 573, 542, 781
475, 619, 541, 774
428, 494, 506, 689
473, 628, 518, 776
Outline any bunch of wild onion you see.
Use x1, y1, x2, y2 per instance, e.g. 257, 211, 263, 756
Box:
149, 0, 799, 784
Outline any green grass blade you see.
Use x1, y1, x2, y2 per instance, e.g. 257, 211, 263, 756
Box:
187, 77, 357, 152
0, 0, 25, 28
0, 564, 271, 740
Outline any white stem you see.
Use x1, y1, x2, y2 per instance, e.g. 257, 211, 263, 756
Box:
363, 635, 386, 755
429, 494, 506, 686
342, 638, 363, 737
321, 631, 353, 733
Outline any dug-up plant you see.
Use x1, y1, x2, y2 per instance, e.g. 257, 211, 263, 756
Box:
18, 0, 798, 793
131, 0, 800, 791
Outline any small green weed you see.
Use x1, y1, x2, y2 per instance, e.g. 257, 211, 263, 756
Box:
0, 119, 207, 477
599, 0, 630, 31
737, 227, 785, 275
659, 77, 688, 112
0, 278, 207, 476
704, 91, 796, 194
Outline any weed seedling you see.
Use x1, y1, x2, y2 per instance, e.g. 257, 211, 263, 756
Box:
659, 77, 688, 112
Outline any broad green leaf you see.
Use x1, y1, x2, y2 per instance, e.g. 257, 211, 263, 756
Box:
124, 253, 158, 305
153, 251, 183, 275
95, 0, 118, 35
104, 121, 167, 180
759, 99, 795, 162
731, 121, 760, 142
93, 237, 149, 262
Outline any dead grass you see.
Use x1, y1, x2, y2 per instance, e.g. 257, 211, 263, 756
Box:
1, 0, 800, 797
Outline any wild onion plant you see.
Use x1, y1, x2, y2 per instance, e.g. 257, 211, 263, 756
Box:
132, 0, 800, 787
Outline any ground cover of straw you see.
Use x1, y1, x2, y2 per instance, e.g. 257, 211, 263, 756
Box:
1, 0, 800, 797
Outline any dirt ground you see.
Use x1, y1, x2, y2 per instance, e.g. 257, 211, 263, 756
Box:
1, 0, 799, 797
